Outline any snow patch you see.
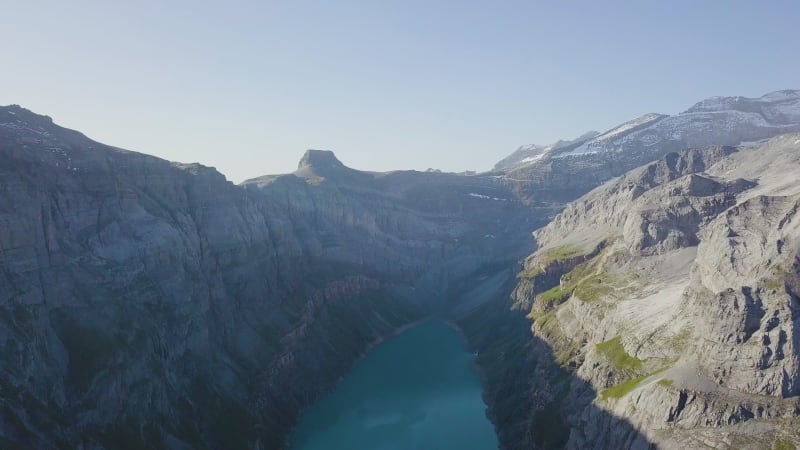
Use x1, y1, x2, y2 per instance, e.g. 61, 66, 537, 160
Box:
593, 113, 663, 142
468, 193, 508, 201
554, 114, 663, 159
519, 153, 546, 164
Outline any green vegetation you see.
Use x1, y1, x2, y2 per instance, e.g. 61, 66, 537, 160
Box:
595, 336, 643, 373
538, 285, 571, 306
764, 264, 788, 292
600, 374, 651, 400
527, 308, 582, 368
519, 266, 544, 279
765, 276, 785, 292
540, 245, 585, 262
774, 438, 797, 450
519, 245, 586, 279
657, 378, 674, 387
600, 367, 669, 400
560, 257, 597, 285
528, 309, 557, 334
540, 249, 627, 304
573, 274, 614, 302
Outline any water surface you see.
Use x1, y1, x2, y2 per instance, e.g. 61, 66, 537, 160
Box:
290, 321, 498, 450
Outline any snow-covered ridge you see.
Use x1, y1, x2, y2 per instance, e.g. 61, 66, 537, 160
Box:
468, 192, 508, 201
493, 131, 601, 170
496, 89, 800, 169
593, 113, 666, 142
554, 113, 667, 158
683, 89, 800, 116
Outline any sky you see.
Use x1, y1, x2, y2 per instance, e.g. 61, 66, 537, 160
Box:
2, 1, 799, 182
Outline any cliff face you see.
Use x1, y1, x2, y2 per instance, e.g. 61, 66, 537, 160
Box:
0, 105, 544, 448
508, 135, 800, 449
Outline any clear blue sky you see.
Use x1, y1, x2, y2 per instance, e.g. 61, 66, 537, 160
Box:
2, 1, 798, 182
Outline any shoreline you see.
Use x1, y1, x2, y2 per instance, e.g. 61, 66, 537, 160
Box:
443, 319, 501, 444
282, 317, 429, 449
285, 317, 499, 449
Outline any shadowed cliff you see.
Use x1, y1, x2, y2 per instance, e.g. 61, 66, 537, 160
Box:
1, 104, 612, 449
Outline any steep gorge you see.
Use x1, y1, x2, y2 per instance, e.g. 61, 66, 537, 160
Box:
0, 105, 544, 449
1, 90, 800, 450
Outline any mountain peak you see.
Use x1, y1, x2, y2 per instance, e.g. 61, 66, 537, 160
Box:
293, 149, 369, 184
760, 89, 800, 101
1, 104, 55, 125
297, 149, 344, 171
683, 89, 800, 114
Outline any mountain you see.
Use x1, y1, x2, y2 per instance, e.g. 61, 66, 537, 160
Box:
508, 134, 800, 448
493, 90, 800, 204
1, 89, 799, 450
0, 104, 546, 448
492, 131, 600, 172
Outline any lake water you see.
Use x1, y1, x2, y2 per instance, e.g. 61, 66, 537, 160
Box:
289, 321, 499, 450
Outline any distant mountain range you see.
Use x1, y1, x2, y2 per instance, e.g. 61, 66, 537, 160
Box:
490, 90, 800, 204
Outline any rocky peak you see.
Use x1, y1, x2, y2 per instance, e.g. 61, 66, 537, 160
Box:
297, 149, 344, 171
294, 149, 364, 183
682, 89, 800, 121
493, 131, 601, 171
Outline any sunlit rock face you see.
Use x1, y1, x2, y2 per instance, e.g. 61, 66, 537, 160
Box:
510, 134, 800, 449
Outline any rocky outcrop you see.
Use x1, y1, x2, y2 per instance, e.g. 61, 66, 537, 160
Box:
507, 134, 800, 449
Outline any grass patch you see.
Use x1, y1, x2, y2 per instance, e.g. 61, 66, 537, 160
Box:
764, 263, 789, 292
517, 245, 585, 279
775, 438, 797, 450
573, 274, 614, 302
552, 251, 624, 303
519, 266, 544, 279
527, 307, 581, 368
600, 374, 650, 400
600, 367, 669, 400
596, 336, 643, 373
532, 310, 558, 334
538, 285, 571, 306
765, 276, 785, 292
540, 245, 585, 262
519, 245, 585, 279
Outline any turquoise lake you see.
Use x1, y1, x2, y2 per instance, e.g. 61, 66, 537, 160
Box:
289, 321, 499, 450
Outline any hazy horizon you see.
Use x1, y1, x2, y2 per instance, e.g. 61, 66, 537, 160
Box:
3, 1, 799, 182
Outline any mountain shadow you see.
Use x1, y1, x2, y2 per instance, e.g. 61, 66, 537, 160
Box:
455, 273, 656, 450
